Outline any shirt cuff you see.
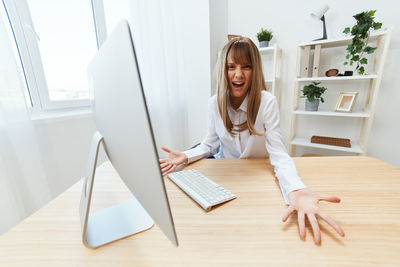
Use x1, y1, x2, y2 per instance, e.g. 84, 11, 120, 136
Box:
278, 179, 307, 205
182, 146, 208, 164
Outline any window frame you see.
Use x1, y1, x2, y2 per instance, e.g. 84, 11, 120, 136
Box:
2, 0, 108, 112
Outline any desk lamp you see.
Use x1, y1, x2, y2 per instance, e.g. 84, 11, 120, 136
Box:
311, 5, 329, 40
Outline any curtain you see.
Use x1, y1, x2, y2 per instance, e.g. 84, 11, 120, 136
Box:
130, 0, 188, 154
0, 12, 51, 234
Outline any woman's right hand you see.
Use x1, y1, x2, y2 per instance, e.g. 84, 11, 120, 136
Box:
159, 146, 188, 176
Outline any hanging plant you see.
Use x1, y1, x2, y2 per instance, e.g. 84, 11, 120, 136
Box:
343, 10, 382, 75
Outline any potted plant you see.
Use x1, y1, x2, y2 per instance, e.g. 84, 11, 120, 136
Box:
302, 82, 327, 111
256, 28, 273, 48
343, 10, 383, 75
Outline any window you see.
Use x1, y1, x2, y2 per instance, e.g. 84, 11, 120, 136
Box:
2, 0, 99, 111
2, 0, 131, 112
0, 1, 31, 107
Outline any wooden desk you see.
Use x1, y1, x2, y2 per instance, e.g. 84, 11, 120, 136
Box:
0, 157, 399, 266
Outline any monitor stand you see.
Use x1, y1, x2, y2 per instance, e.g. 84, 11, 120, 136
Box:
79, 131, 154, 248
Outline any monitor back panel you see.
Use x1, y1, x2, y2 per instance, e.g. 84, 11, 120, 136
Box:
88, 20, 178, 246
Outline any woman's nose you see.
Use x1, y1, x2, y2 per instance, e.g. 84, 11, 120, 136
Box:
234, 68, 243, 78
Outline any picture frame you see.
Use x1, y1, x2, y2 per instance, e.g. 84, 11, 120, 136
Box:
227, 34, 241, 41
335, 92, 358, 112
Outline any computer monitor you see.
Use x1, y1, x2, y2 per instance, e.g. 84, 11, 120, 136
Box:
79, 20, 178, 248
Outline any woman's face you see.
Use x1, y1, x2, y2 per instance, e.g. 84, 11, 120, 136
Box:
226, 52, 252, 102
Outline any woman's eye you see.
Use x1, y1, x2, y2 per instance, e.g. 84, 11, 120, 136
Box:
227, 65, 235, 69
244, 65, 252, 69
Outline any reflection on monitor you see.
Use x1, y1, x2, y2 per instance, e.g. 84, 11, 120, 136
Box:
79, 20, 178, 248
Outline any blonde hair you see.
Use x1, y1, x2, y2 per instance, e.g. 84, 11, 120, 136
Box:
215, 37, 266, 136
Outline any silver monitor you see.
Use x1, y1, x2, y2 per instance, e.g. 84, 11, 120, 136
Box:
79, 20, 178, 248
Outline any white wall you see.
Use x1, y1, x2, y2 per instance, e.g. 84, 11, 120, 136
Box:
227, 0, 400, 167
33, 116, 97, 197
209, 0, 228, 95
178, 0, 212, 147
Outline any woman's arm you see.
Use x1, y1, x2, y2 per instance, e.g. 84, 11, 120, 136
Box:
160, 96, 220, 175
263, 95, 344, 244
262, 96, 306, 201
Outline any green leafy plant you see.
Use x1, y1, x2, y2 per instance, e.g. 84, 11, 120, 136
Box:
302, 82, 327, 102
343, 10, 383, 75
256, 28, 273, 42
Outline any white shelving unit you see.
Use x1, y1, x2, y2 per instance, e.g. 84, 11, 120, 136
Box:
259, 44, 282, 103
291, 137, 363, 154
289, 28, 392, 156
292, 110, 370, 118
296, 74, 378, 82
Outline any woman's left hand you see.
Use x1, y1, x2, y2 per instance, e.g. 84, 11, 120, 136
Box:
282, 188, 345, 244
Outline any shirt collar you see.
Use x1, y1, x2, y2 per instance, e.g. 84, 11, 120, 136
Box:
236, 94, 248, 112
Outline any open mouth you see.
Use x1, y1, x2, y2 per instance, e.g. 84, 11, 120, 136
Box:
232, 82, 245, 89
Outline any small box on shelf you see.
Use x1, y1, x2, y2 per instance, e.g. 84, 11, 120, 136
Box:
311, 135, 351, 148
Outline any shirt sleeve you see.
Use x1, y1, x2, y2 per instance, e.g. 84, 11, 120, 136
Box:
183, 96, 220, 164
263, 96, 307, 204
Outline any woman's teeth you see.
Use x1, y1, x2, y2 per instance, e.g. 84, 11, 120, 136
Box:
233, 82, 244, 86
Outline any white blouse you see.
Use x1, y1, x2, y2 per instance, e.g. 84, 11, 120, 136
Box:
183, 91, 306, 204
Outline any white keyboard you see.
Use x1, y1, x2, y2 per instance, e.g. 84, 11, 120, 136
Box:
168, 169, 236, 211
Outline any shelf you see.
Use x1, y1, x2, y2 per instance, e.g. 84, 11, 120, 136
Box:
297, 74, 377, 82
298, 29, 388, 48
258, 46, 275, 53
259, 44, 281, 100
291, 137, 363, 153
293, 110, 370, 118
290, 27, 391, 156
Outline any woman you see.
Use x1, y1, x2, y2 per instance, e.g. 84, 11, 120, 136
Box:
160, 37, 344, 244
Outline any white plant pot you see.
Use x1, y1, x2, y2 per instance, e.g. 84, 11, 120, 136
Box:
305, 99, 319, 111
259, 41, 269, 48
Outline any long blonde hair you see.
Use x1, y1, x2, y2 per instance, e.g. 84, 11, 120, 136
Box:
215, 37, 266, 136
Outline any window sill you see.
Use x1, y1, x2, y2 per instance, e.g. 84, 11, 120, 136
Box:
30, 108, 93, 123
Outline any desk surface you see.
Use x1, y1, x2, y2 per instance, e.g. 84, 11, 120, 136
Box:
0, 156, 399, 266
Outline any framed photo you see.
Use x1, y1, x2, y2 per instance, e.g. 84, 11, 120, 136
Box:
335, 92, 358, 112
227, 34, 241, 41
